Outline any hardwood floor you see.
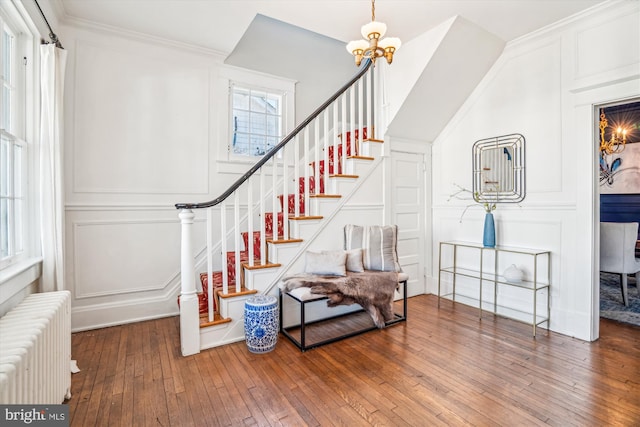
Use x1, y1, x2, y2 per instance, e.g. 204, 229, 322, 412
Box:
68, 295, 640, 426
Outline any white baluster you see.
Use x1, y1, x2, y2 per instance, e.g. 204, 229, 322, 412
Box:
294, 135, 300, 218
358, 77, 364, 155
323, 108, 330, 193
304, 126, 310, 215
314, 118, 320, 198
334, 99, 339, 181
206, 208, 213, 322
348, 85, 355, 161
259, 167, 266, 265
282, 146, 289, 240
220, 200, 228, 295
366, 67, 372, 145
341, 94, 347, 174
247, 176, 254, 268
271, 155, 278, 241
374, 65, 383, 145
179, 209, 199, 356
234, 191, 241, 293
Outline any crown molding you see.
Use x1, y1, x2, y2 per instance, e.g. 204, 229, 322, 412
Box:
507, 0, 634, 48
61, 13, 227, 59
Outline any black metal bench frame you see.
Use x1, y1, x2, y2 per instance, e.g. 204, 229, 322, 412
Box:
279, 279, 407, 352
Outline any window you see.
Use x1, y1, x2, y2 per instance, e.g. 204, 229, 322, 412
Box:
0, 5, 31, 270
230, 84, 284, 157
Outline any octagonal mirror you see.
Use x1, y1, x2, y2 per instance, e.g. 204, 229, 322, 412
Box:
472, 133, 525, 203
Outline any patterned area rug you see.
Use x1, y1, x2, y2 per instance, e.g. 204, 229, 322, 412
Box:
600, 272, 640, 327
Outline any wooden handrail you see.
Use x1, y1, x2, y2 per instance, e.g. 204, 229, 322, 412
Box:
175, 59, 373, 210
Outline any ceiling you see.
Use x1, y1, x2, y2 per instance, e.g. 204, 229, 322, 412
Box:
52, 0, 608, 141
56, 0, 605, 55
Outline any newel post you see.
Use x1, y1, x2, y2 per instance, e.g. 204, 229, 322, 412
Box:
179, 209, 200, 356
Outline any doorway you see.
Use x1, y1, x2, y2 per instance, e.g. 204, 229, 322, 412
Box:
389, 147, 428, 297
595, 99, 640, 328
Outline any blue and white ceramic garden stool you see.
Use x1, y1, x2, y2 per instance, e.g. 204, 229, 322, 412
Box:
244, 295, 279, 353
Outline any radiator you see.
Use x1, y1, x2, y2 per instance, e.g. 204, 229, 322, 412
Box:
0, 291, 72, 404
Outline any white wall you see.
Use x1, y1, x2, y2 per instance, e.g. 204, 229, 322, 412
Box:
430, 0, 640, 341
61, 26, 222, 330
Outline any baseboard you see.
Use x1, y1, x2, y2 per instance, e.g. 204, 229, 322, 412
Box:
71, 295, 179, 332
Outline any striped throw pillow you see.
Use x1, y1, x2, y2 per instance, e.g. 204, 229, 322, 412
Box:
344, 225, 401, 272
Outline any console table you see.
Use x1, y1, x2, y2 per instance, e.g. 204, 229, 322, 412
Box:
437, 241, 551, 336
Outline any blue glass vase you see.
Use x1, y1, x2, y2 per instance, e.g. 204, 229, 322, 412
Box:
483, 212, 496, 248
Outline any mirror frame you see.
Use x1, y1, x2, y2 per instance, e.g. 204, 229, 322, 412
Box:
472, 133, 525, 203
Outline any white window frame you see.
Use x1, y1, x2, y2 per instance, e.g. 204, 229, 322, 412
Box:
230, 83, 284, 158
0, 1, 38, 274
217, 65, 295, 172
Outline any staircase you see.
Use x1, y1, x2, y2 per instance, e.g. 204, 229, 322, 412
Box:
175, 60, 385, 356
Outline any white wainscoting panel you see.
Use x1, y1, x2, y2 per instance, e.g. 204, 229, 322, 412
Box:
574, 9, 640, 81
72, 40, 210, 195
72, 219, 184, 298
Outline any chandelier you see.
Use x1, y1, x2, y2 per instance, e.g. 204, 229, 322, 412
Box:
599, 111, 627, 155
346, 0, 401, 66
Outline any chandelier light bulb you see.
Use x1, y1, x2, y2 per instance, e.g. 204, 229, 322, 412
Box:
378, 37, 401, 50
361, 21, 387, 40
346, 40, 369, 54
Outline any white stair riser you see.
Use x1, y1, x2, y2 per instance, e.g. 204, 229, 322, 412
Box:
267, 242, 303, 266
290, 219, 324, 240
311, 198, 341, 217
327, 177, 357, 195
243, 268, 282, 293
199, 318, 245, 350
360, 141, 384, 158
344, 158, 374, 175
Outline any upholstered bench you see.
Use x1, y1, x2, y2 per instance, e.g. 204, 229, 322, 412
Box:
278, 225, 408, 351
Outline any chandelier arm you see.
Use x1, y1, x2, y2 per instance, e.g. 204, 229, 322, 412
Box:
599, 110, 627, 156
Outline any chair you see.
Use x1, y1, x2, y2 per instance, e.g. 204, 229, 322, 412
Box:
600, 222, 640, 306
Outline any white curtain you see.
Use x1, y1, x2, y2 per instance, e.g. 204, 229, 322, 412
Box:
40, 44, 67, 292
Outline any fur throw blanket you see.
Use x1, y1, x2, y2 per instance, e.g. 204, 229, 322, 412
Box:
281, 271, 400, 328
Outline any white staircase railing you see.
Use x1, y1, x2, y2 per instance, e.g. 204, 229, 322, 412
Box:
175, 60, 383, 356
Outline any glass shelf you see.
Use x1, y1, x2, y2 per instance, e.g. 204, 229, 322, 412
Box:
439, 266, 550, 290
438, 241, 551, 337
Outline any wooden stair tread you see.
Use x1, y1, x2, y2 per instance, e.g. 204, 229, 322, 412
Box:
289, 215, 323, 220
241, 262, 282, 270
310, 194, 341, 199
363, 138, 384, 143
329, 174, 358, 179
216, 287, 258, 298
266, 238, 303, 245
199, 312, 232, 328
348, 155, 375, 160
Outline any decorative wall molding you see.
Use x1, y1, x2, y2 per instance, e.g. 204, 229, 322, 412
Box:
507, 0, 627, 48
70, 218, 202, 299
71, 39, 211, 196
71, 294, 180, 333
62, 14, 227, 59
65, 203, 178, 211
